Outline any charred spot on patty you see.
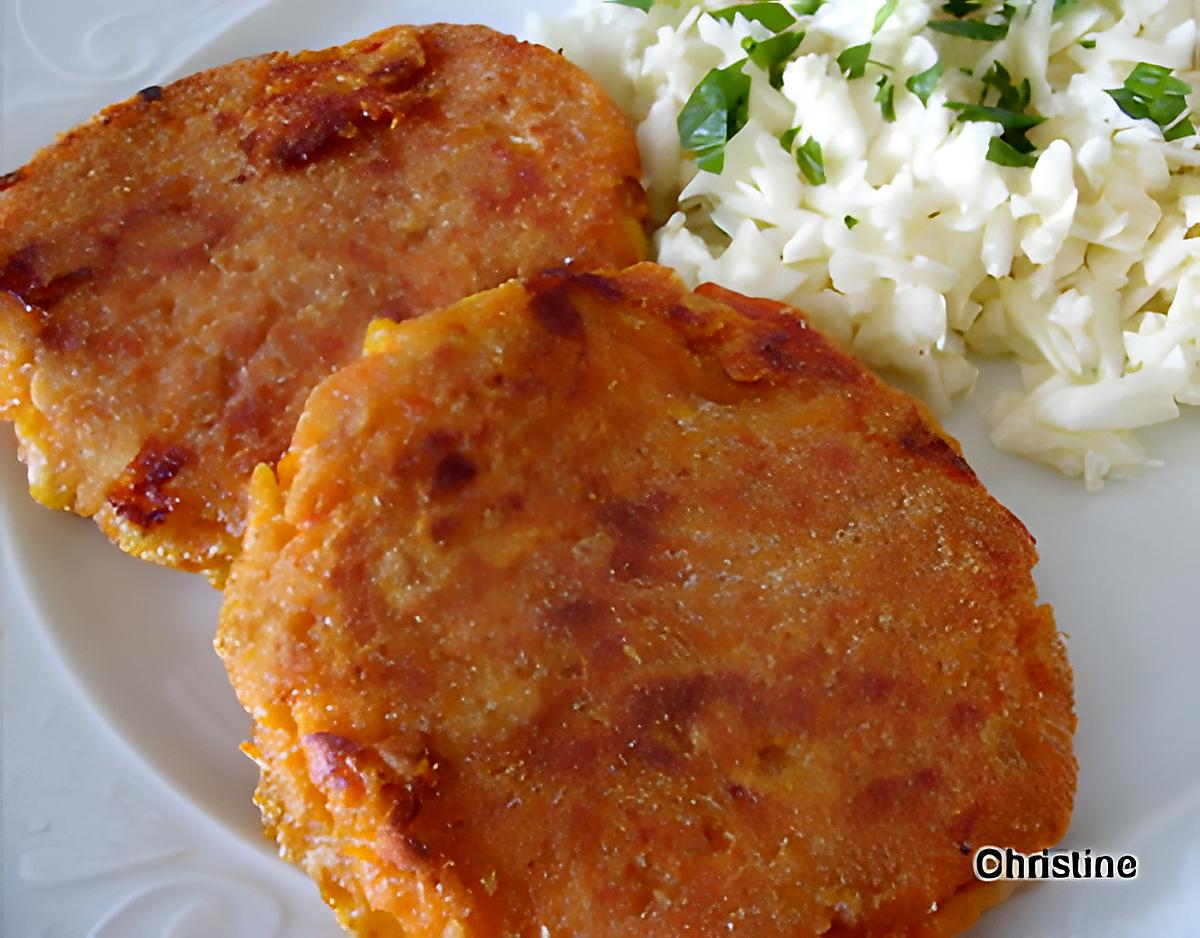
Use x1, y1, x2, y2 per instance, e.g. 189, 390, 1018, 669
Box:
238, 31, 426, 170
599, 494, 668, 580
899, 417, 973, 476
106, 441, 192, 528
529, 286, 583, 338
527, 268, 625, 338
0, 245, 42, 298
303, 732, 365, 790
26, 267, 95, 313
431, 452, 478, 495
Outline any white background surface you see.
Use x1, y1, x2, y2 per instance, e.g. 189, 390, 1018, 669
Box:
2, 1, 1199, 936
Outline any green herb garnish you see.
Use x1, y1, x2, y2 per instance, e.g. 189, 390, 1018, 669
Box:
942, 0, 981, 14
791, 0, 825, 14
1105, 62, 1196, 141
875, 75, 896, 121
794, 135, 826, 183
928, 18, 1009, 40
1079, 37, 1096, 49
606, 0, 653, 10
781, 127, 826, 183
906, 61, 943, 106
1120, 63, 1191, 103
980, 61, 1031, 112
946, 60, 1044, 165
837, 42, 871, 79
678, 60, 752, 173
986, 136, 1037, 166
873, 0, 899, 34
1164, 118, 1195, 142
946, 102, 1044, 131
844, 214, 859, 228
834, 1, 897, 82
710, 2, 796, 32
742, 31, 804, 89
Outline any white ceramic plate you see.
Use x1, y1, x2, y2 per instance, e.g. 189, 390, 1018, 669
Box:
2, 2, 1199, 935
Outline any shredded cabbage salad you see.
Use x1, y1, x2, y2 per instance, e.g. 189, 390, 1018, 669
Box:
532, 0, 1200, 489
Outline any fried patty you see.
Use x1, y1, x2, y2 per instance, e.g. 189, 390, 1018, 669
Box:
216, 263, 1076, 937
0, 24, 645, 581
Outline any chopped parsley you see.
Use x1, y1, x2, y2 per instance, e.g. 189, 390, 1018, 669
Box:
606, 0, 653, 9
1105, 62, 1196, 141
875, 75, 896, 121
946, 103, 1044, 131
844, 214, 860, 228
673, 0, 1117, 182
677, 60, 752, 173
743, 31, 804, 89
781, 127, 826, 184
795, 136, 827, 184
981, 60, 1031, 112
985, 136, 1037, 167
946, 61, 1045, 166
927, 18, 1009, 40
710, 2, 796, 32
837, 42, 872, 79
906, 61, 943, 106
872, 0, 899, 34
836, 0, 898, 81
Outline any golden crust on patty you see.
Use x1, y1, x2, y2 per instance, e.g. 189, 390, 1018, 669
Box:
217, 263, 1076, 937
0, 24, 645, 580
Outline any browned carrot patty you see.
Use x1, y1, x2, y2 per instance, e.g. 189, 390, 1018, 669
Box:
0, 24, 646, 581
216, 263, 1076, 937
